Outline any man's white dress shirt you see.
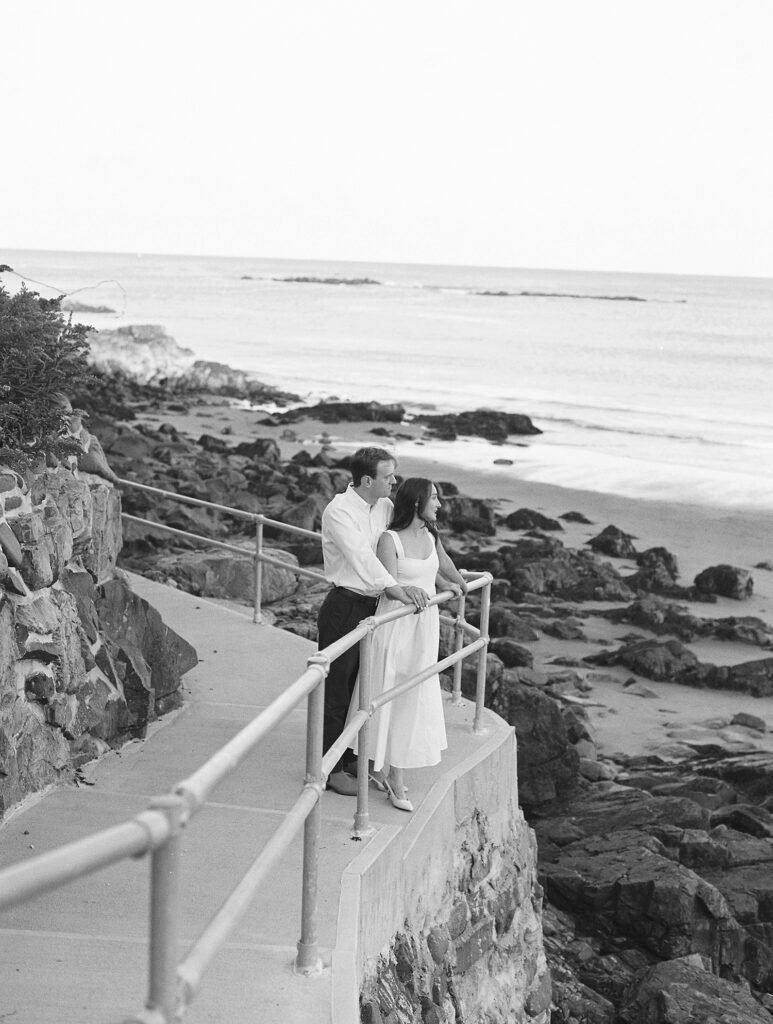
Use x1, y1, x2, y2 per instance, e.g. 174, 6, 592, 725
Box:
321, 485, 397, 596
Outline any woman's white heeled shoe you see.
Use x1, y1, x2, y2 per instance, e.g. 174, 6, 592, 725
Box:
384, 777, 413, 812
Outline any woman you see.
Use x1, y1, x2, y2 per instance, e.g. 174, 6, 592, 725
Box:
351, 478, 468, 811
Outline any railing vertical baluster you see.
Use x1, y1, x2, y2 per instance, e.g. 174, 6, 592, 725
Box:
146, 794, 185, 1023
473, 576, 492, 734
253, 516, 264, 624
354, 625, 374, 837
295, 655, 326, 975
451, 592, 466, 705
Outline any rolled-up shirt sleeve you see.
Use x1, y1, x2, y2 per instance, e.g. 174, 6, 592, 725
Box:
322, 503, 398, 591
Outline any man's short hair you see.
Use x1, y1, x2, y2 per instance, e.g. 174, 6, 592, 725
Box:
350, 447, 394, 486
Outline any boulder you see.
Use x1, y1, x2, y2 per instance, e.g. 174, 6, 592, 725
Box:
487, 670, 580, 807
481, 606, 540, 641
153, 546, 299, 605
505, 508, 563, 532
489, 638, 534, 668
415, 409, 541, 441
619, 955, 771, 1024
559, 511, 593, 524
587, 638, 700, 682
440, 494, 496, 536
588, 525, 638, 559
542, 830, 742, 969
95, 574, 198, 722
694, 564, 754, 600
636, 546, 679, 579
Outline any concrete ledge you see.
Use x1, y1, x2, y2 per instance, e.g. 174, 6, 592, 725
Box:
332, 706, 518, 1022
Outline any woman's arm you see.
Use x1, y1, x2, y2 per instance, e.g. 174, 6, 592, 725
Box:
377, 533, 429, 610
435, 538, 468, 595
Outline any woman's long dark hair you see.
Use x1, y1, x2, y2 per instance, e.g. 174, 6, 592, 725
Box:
389, 477, 439, 540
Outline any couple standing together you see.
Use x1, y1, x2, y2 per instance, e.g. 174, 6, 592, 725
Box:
317, 446, 468, 811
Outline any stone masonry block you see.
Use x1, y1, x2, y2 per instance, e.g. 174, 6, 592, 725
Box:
454, 915, 494, 973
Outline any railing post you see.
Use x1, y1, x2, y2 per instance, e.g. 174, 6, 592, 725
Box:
295, 654, 327, 976
451, 592, 466, 705
354, 625, 375, 838
144, 794, 185, 1023
473, 575, 492, 734
253, 516, 264, 624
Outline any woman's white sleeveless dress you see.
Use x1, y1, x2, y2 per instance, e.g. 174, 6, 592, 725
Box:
352, 529, 448, 771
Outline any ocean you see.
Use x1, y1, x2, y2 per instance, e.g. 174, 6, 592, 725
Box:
3, 249, 773, 513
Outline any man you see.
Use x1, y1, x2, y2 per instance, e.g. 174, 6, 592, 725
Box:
317, 446, 426, 795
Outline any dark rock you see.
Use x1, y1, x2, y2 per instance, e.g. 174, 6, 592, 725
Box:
732, 712, 767, 733
283, 400, 405, 424
710, 804, 773, 839
414, 408, 541, 442
489, 638, 534, 668
619, 954, 771, 1024
559, 511, 593, 524
544, 618, 586, 641
608, 596, 772, 647
586, 638, 699, 682
439, 494, 496, 536
488, 672, 580, 807
505, 508, 563, 532
587, 525, 637, 559
635, 546, 679, 579
232, 437, 282, 463
694, 563, 754, 600
480, 606, 540, 641
678, 657, 773, 698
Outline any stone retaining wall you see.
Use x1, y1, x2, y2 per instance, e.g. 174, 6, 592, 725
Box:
337, 719, 550, 1024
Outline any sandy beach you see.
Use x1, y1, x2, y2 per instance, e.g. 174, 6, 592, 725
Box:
133, 394, 773, 763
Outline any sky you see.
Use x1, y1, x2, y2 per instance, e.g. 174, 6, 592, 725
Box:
3, 1, 773, 278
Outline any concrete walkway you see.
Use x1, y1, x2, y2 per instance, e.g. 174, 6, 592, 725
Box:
0, 575, 494, 1024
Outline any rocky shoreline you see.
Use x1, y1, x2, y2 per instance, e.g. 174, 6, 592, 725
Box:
70, 328, 773, 1022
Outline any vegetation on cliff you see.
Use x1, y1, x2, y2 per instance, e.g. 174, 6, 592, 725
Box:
0, 283, 94, 471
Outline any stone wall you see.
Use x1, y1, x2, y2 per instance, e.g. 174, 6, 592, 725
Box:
341, 722, 550, 1024
0, 464, 197, 816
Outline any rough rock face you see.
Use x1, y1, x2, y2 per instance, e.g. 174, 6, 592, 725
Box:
0, 463, 197, 815
88, 324, 295, 403
360, 808, 551, 1024
459, 658, 580, 808
153, 547, 299, 604
534, 753, 773, 1020
413, 409, 542, 442
619, 954, 772, 1024
694, 563, 754, 600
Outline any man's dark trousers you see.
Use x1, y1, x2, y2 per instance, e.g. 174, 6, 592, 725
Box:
317, 587, 379, 773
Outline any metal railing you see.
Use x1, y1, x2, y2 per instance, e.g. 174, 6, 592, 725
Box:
117, 477, 327, 622
0, 480, 492, 1024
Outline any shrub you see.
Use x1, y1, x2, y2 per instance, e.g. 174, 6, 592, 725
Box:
0, 283, 94, 471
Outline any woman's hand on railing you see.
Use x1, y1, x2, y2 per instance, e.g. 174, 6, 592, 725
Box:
402, 585, 430, 612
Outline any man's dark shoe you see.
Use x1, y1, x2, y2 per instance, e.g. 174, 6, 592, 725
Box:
326, 770, 358, 796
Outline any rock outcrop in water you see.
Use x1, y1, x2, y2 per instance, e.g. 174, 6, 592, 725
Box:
87, 324, 299, 403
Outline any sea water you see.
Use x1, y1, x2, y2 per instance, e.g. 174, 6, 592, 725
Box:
3, 249, 773, 512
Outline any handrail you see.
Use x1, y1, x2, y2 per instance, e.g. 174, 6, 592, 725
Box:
117, 477, 326, 623
0, 479, 492, 1024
